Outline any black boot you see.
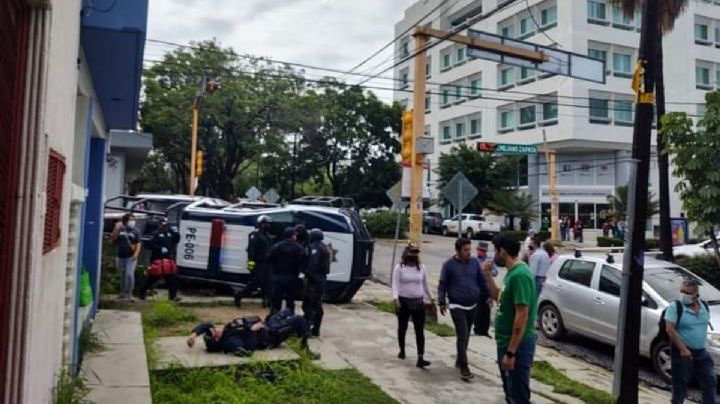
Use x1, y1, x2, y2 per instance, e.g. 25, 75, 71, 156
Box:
416, 356, 430, 369
398, 348, 406, 359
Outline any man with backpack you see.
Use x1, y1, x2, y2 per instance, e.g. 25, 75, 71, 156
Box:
663, 279, 716, 404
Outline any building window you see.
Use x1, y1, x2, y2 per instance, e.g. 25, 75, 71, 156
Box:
455, 122, 465, 139
519, 105, 536, 129
587, 0, 608, 24
500, 67, 514, 88
614, 100, 633, 125
588, 48, 607, 62
455, 47, 466, 65
500, 110, 514, 133
442, 125, 452, 142
716, 69, 720, 89
519, 67, 535, 84
715, 26, 720, 45
44, 149, 66, 254
519, 17, 535, 38
589, 98, 610, 123
400, 69, 409, 89
470, 117, 481, 136
454, 85, 464, 103
400, 37, 410, 58
469, 77, 482, 98
542, 102, 558, 124
612, 52, 632, 77
696, 65, 711, 89
441, 88, 452, 107
441, 49, 452, 71
696, 23, 711, 45
426, 56, 432, 78
500, 24, 514, 38
425, 92, 431, 113
611, 5, 634, 29
541, 6, 557, 28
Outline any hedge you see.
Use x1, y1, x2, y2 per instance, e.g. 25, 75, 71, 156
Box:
362, 211, 408, 238
596, 237, 659, 249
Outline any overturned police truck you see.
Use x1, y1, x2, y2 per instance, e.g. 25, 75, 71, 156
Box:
174, 199, 374, 303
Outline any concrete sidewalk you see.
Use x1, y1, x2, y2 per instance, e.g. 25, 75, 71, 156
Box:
342, 280, 670, 404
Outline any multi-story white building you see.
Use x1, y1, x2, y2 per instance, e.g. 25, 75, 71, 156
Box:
394, 0, 714, 234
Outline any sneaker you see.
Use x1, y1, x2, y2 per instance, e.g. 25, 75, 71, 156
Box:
398, 350, 406, 359
416, 358, 431, 369
459, 364, 473, 381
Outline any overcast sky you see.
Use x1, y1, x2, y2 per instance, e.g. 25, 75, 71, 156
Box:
145, 0, 416, 102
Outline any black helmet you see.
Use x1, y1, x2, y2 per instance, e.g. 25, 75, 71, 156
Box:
257, 215, 272, 225
309, 228, 324, 242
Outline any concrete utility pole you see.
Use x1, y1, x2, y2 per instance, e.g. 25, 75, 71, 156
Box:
612, 0, 659, 402
189, 76, 206, 195
404, 26, 547, 244
542, 130, 559, 241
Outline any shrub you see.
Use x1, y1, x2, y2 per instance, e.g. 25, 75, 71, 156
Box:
536, 231, 551, 242
597, 237, 624, 247
677, 255, 720, 289
101, 236, 148, 297
362, 211, 408, 238
145, 300, 197, 328
645, 238, 659, 250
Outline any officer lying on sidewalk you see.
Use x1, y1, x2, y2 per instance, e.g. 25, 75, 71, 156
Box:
186, 308, 319, 359
664, 279, 716, 404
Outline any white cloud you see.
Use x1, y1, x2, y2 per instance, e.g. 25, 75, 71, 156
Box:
146, 0, 417, 102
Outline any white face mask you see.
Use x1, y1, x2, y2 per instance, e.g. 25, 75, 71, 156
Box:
127, 220, 136, 229
681, 292, 696, 306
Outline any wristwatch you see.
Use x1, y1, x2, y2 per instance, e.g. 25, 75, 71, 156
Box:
504, 351, 515, 358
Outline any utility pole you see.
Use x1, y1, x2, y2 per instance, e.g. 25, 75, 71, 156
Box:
656, 35, 673, 261
542, 130, 559, 241
189, 97, 200, 195
612, 0, 659, 402
408, 29, 429, 245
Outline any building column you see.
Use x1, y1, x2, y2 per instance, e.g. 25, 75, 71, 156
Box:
83, 137, 106, 316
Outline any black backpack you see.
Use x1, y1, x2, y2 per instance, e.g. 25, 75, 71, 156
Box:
658, 300, 710, 341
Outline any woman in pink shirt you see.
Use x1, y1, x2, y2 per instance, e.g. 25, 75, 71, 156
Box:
392, 244, 433, 368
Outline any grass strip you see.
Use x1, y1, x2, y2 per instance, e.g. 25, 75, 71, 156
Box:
531, 360, 615, 404
367, 300, 456, 337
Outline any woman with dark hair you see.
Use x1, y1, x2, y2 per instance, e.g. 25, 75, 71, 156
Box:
392, 244, 433, 368
543, 241, 557, 263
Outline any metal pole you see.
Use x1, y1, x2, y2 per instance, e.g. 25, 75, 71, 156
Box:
613, 1, 659, 401
189, 105, 199, 195
458, 184, 463, 239
656, 35, 673, 261
409, 29, 428, 246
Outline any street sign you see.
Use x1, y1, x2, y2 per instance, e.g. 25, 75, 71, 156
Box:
442, 172, 478, 211
386, 181, 409, 210
467, 29, 606, 84
477, 142, 538, 154
415, 136, 435, 154
264, 188, 280, 204
245, 186, 262, 202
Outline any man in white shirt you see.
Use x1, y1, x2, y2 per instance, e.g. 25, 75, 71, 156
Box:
528, 239, 550, 297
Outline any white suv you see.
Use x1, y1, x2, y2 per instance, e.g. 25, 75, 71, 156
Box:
538, 253, 720, 382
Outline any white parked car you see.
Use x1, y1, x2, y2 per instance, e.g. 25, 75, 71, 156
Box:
538, 253, 720, 382
441, 213, 501, 239
674, 238, 718, 260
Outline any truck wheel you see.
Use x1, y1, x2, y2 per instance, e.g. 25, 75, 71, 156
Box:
539, 304, 566, 340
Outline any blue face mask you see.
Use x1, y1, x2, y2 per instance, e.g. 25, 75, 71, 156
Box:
681, 292, 697, 306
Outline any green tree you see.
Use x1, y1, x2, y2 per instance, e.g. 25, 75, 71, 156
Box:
141, 40, 305, 200
436, 144, 518, 212
606, 185, 659, 222
661, 91, 720, 266
128, 151, 175, 194
487, 190, 537, 230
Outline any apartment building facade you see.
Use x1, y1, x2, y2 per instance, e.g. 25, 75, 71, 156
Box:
394, 0, 714, 233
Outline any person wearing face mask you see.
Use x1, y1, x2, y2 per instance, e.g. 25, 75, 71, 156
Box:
437, 238, 490, 381
139, 217, 181, 301
481, 234, 537, 404
111, 213, 142, 301
664, 279, 715, 404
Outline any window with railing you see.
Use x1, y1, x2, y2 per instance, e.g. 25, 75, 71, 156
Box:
541, 5, 557, 28
696, 62, 712, 89
519, 105, 537, 129
499, 110, 514, 133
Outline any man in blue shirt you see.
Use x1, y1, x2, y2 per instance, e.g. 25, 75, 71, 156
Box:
664, 279, 716, 404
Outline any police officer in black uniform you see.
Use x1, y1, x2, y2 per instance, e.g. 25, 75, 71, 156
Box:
302, 228, 330, 336
246, 215, 274, 307
139, 217, 180, 301
267, 227, 304, 315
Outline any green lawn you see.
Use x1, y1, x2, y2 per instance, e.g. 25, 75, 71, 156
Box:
531, 361, 615, 404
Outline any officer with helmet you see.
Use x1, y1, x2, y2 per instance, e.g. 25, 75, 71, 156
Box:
302, 228, 330, 336
246, 215, 274, 307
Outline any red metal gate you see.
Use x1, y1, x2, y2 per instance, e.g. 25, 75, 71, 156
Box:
0, 0, 29, 398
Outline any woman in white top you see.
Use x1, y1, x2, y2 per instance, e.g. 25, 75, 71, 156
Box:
392, 244, 433, 368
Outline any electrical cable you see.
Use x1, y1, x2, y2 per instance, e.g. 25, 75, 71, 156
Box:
523, 0, 561, 48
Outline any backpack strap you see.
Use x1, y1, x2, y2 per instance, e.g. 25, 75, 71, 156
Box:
675, 300, 683, 326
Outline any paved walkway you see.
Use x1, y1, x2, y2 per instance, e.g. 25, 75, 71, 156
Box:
81, 310, 152, 404
347, 280, 670, 404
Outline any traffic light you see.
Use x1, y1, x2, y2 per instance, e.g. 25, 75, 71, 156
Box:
401, 110, 413, 163
196, 150, 205, 177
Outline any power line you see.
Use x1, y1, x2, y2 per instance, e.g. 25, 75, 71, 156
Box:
523, 0, 561, 48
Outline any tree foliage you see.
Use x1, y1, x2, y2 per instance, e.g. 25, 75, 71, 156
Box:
605, 185, 659, 222
487, 190, 537, 231
435, 144, 518, 212
140, 40, 401, 206
661, 91, 720, 265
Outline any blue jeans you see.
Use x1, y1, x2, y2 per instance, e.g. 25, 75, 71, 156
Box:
497, 337, 536, 404
266, 308, 307, 347
671, 346, 716, 404
116, 257, 137, 295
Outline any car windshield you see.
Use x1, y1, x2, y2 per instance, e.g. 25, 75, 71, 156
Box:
644, 266, 720, 304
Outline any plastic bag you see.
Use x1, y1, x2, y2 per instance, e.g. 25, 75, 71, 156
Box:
79, 269, 93, 307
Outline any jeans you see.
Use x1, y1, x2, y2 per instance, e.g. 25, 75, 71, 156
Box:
450, 307, 476, 366
302, 276, 326, 335
671, 346, 717, 404
397, 297, 426, 356
497, 337, 536, 404
116, 257, 137, 295
266, 308, 307, 347
271, 275, 299, 315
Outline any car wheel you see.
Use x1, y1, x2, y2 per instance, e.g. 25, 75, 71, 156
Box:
443, 226, 450, 236
539, 304, 566, 340
652, 340, 672, 384
465, 228, 474, 239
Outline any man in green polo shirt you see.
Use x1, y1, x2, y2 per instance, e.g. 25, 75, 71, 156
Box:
482, 233, 536, 404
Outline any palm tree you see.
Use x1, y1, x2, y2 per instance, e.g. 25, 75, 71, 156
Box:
487, 190, 537, 231
611, 0, 689, 260
606, 185, 659, 222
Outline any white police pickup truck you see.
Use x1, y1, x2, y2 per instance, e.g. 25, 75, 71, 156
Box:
441, 213, 502, 239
